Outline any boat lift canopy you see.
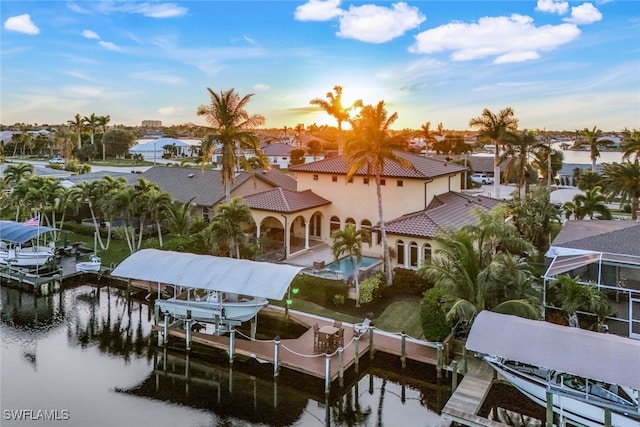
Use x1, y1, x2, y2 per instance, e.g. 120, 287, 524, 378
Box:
466, 311, 640, 390
111, 249, 305, 300
0, 220, 56, 244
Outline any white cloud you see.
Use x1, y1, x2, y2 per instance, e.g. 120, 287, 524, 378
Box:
98, 41, 122, 51
254, 83, 270, 91
535, 0, 569, 15
158, 106, 185, 116
564, 3, 602, 25
65, 85, 105, 97
130, 3, 188, 18
337, 2, 425, 43
81, 30, 100, 39
294, 0, 343, 21
409, 14, 581, 64
4, 14, 40, 35
130, 71, 185, 85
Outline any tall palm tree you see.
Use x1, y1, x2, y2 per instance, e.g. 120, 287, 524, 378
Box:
97, 115, 111, 161
416, 121, 442, 154
621, 128, 640, 161
206, 197, 254, 258
601, 160, 640, 220
468, 107, 519, 198
310, 85, 362, 156
572, 126, 614, 172
344, 101, 411, 285
500, 129, 540, 195
331, 224, 371, 306
83, 113, 100, 146
563, 185, 611, 220
68, 113, 84, 150
4, 162, 34, 220
196, 88, 267, 201
530, 145, 563, 186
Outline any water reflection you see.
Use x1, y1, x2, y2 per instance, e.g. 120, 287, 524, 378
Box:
1, 283, 451, 426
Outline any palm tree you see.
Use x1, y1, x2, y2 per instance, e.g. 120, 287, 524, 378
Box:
166, 198, 201, 236
572, 185, 612, 220
146, 189, 172, 247
500, 129, 539, 195
572, 126, 614, 172
548, 275, 612, 330
416, 121, 442, 154
530, 145, 563, 186
196, 88, 267, 201
344, 101, 411, 285
206, 197, 254, 258
4, 162, 34, 220
68, 113, 84, 150
621, 128, 640, 161
83, 113, 100, 146
601, 160, 640, 220
331, 224, 371, 306
310, 85, 361, 155
468, 107, 519, 198
97, 115, 111, 161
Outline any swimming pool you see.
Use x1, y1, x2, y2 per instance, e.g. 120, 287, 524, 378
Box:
325, 256, 381, 276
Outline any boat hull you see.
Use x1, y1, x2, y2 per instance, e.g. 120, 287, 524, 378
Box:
76, 256, 101, 273
0, 248, 54, 267
486, 358, 640, 427
155, 297, 268, 323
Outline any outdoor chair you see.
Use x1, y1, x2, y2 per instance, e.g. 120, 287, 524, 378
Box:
354, 318, 372, 337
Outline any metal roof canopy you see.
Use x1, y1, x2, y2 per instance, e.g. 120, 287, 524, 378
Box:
111, 249, 305, 300
466, 311, 640, 390
544, 251, 640, 280
0, 220, 56, 244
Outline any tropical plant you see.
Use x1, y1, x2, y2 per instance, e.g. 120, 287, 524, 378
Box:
500, 129, 540, 195
310, 85, 361, 155
165, 198, 203, 237
564, 185, 611, 220
206, 197, 254, 258
600, 160, 640, 220
621, 128, 640, 161
83, 113, 99, 146
418, 207, 540, 324
420, 287, 452, 342
548, 274, 613, 331
196, 88, 267, 201
507, 187, 561, 252
97, 114, 111, 161
576, 170, 601, 191
344, 100, 410, 286
67, 114, 84, 150
572, 126, 614, 172
330, 223, 371, 306
468, 107, 519, 198
416, 121, 442, 154
530, 145, 564, 186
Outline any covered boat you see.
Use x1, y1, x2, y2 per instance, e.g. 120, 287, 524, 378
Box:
76, 255, 101, 273
111, 249, 304, 325
0, 221, 56, 267
467, 311, 640, 427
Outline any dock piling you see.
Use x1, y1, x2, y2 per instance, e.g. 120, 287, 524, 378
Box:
400, 331, 406, 369
354, 335, 360, 372
185, 310, 192, 351
273, 336, 280, 377
338, 347, 344, 387
451, 360, 458, 390
324, 350, 331, 394
229, 327, 235, 363
369, 326, 375, 360
436, 343, 443, 379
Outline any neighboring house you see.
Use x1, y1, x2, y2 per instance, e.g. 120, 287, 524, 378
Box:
141, 166, 296, 218
58, 171, 138, 188
130, 138, 200, 160
261, 142, 323, 169
544, 220, 640, 340
557, 163, 603, 187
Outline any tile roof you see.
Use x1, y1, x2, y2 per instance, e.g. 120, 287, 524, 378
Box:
383, 192, 503, 238
243, 188, 331, 213
261, 142, 295, 156
290, 151, 467, 179
551, 220, 640, 257
141, 166, 295, 207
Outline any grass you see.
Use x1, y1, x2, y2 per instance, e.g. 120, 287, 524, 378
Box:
373, 300, 423, 339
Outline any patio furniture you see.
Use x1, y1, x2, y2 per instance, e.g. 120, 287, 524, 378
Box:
354, 318, 372, 337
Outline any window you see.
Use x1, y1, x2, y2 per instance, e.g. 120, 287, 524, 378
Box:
423, 243, 432, 264
363, 177, 369, 184
347, 177, 353, 183
409, 242, 418, 268
397, 180, 403, 187
380, 179, 386, 186
396, 240, 405, 266
346, 217, 356, 225
332, 175, 338, 182
330, 216, 341, 232
313, 174, 319, 181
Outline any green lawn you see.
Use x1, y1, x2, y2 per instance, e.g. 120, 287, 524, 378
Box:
373, 300, 423, 339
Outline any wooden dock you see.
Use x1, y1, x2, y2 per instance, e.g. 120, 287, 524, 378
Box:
153, 306, 440, 385
441, 359, 509, 427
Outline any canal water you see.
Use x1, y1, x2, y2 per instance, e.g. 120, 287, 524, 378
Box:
1, 282, 540, 427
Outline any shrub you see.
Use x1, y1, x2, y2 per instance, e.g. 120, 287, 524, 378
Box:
392, 268, 433, 295
358, 273, 383, 305
290, 274, 347, 306
420, 287, 452, 342
333, 294, 345, 306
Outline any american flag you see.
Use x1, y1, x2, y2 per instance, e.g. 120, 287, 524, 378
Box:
24, 215, 40, 226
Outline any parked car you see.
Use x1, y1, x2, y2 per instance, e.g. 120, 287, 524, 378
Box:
471, 173, 494, 185
48, 157, 64, 165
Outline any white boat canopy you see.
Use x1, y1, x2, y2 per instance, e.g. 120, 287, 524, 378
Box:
466, 311, 640, 390
111, 249, 305, 300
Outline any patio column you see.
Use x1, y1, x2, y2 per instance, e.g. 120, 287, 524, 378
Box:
403, 241, 409, 269
304, 220, 310, 249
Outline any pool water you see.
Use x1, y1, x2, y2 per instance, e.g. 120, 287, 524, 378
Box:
325, 255, 380, 275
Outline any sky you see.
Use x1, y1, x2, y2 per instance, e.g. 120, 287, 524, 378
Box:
1, 1, 639, 132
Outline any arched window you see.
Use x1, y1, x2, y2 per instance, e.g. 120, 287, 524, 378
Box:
423, 243, 432, 264
409, 242, 419, 268
346, 217, 356, 225
396, 240, 405, 266
330, 216, 341, 232
360, 219, 372, 229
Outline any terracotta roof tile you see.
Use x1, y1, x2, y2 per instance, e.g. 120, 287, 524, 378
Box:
243, 188, 331, 213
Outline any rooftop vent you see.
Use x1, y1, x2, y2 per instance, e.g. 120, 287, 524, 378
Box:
188, 173, 195, 178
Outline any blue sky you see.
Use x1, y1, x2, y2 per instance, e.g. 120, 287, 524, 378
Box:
1, 1, 638, 131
